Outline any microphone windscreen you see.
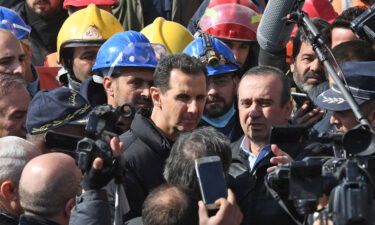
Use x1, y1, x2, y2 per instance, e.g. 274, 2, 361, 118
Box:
257, 0, 302, 53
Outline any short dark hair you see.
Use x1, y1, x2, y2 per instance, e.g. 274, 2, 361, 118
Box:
0, 73, 27, 97
332, 40, 375, 65
164, 126, 231, 200
292, 18, 331, 59
240, 65, 291, 107
336, 6, 367, 21
142, 184, 198, 225
153, 53, 208, 93
331, 18, 351, 30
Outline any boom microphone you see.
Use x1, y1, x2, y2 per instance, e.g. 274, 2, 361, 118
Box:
257, 0, 304, 53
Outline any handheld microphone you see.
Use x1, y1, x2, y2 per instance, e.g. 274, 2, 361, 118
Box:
257, 0, 304, 53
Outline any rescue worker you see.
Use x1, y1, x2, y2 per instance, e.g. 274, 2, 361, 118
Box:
190, 0, 261, 75
91, 31, 166, 130
0, 6, 39, 95
183, 34, 242, 142
56, 4, 123, 91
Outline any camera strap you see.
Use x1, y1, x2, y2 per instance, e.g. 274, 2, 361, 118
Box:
264, 178, 303, 225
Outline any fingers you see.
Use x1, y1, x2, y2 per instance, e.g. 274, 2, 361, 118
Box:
109, 136, 124, 157
198, 201, 209, 225
271, 144, 284, 156
92, 157, 103, 170
267, 166, 276, 173
270, 144, 293, 165
227, 189, 236, 205
295, 108, 324, 126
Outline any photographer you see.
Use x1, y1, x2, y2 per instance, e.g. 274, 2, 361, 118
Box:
18, 137, 124, 225
25, 87, 91, 154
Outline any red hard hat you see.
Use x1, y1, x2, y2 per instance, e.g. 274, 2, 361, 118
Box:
199, 0, 260, 41
303, 0, 337, 23
63, 0, 118, 9
290, 0, 337, 38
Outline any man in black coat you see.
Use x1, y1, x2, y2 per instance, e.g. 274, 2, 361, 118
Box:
119, 54, 208, 221
229, 65, 307, 225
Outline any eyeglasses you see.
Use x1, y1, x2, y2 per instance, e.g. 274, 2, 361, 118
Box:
208, 75, 233, 87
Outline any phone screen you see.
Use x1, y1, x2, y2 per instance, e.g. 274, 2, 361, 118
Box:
196, 157, 227, 207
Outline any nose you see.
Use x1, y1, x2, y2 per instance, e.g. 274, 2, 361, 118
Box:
188, 100, 199, 114
231, 46, 240, 62
330, 113, 340, 126
248, 102, 262, 118
207, 83, 218, 96
310, 58, 322, 72
140, 85, 150, 98
12, 61, 25, 76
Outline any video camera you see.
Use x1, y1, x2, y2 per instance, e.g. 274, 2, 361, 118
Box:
267, 125, 375, 225
76, 103, 135, 172
351, 3, 375, 43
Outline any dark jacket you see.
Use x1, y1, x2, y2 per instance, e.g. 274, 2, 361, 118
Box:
18, 215, 60, 225
12, 3, 67, 66
229, 137, 318, 225
0, 211, 18, 225
69, 189, 111, 225
119, 110, 172, 220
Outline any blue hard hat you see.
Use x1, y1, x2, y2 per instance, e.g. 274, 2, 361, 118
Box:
0, 6, 31, 40
183, 34, 239, 76
92, 30, 167, 76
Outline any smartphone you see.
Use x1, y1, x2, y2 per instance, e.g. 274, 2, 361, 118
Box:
270, 125, 309, 145
195, 156, 227, 209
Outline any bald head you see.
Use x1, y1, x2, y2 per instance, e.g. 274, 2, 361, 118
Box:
142, 184, 198, 225
0, 29, 25, 77
19, 153, 81, 218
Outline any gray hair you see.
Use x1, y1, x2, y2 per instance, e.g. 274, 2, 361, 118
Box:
0, 73, 27, 97
0, 136, 40, 184
164, 126, 231, 200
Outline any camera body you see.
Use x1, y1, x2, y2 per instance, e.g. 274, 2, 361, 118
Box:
267, 125, 375, 224
76, 103, 135, 172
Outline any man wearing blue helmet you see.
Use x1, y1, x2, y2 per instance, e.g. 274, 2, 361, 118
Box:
0, 6, 39, 95
92, 31, 161, 109
92, 31, 166, 130
184, 34, 243, 142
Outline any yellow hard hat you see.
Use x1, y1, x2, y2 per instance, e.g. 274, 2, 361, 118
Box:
57, 3, 124, 63
141, 17, 194, 54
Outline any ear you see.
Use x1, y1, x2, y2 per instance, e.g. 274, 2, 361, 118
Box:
290, 59, 296, 73
150, 87, 162, 108
102, 76, 115, 97
64, 198, 75, 219
283, 100, 293, 121
1, 180, 18, 201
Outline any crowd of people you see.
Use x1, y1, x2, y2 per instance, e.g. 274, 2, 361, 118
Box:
0, 0, 375, 225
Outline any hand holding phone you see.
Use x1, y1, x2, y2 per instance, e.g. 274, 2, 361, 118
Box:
198, 189, 243, 225
195, 156, 227, 210
291, 101, 325, 127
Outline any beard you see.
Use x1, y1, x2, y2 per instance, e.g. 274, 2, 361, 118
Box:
293, 70, 326, 93
204, 94, 232, 118
133, 95, 153, 109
